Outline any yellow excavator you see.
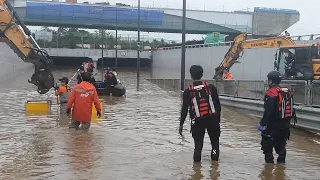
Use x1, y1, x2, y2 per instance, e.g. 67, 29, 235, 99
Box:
214, 33, 320, 80
0, 0, 54, 94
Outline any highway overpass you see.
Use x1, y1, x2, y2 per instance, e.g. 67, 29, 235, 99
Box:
11, 0, 300, 36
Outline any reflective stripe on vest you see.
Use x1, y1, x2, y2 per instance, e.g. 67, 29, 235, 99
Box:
277, 87, 293, 119
189, 81, 216, 119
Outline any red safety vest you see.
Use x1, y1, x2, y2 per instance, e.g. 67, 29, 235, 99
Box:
188, 81, 216, 119
276, 87, 294, 119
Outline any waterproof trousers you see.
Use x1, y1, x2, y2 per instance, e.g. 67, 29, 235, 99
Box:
261, 128, 289, 164
69, 120, 91, 130
191, 117, 220, 162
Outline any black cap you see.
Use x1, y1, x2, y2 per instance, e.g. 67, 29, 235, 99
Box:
59, 77, 69, 83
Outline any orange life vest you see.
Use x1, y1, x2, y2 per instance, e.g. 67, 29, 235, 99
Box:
276, 87, 294, 119
188, 81, 216, 119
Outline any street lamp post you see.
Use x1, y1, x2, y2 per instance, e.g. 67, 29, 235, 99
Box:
101, 29, 104, 80
181, 0, 186, 91
115, 7, 118, 68
137, 0, 141, 90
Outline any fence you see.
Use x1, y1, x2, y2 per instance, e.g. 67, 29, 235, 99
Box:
148, 78, 320, 106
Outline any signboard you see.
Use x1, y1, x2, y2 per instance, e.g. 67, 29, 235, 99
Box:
34, 30, 52, 41
204, 32, 225, 44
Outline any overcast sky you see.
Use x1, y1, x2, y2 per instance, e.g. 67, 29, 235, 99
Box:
30, 0, 320, 41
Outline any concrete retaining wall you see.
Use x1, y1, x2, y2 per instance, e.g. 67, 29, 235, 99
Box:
152, 46, 277, 80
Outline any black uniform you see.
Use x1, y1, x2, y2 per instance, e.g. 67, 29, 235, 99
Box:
260, 85, 292, 163
180, 80, 221, 162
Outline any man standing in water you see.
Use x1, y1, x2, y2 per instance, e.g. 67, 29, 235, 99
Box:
179, 65, 221, 162
55, 77, 71, 112
66, 72, 102, 130
258, 71, 293, 164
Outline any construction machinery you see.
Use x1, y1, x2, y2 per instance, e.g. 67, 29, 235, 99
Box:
214, 34, 296, 80
0, 0, 54, 94
274, 44, 320, 80
214, 33, 320, 80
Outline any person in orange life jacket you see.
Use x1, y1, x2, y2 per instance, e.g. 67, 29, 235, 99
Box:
223, 69, 233, 80
66, 72, 101, 130
55, 77, 71, 112
179, 65, 221, 162
258, 71, 293, 164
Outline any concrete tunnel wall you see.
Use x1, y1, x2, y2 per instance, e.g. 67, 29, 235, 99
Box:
152, 46, 279, 81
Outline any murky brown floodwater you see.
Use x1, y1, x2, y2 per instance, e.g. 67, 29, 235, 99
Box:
0, 46, 320, 179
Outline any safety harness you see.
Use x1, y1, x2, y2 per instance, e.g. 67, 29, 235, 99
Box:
276, 87, 294, 120
189, 81, 216, 120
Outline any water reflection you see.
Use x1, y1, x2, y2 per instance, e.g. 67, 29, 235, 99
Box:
259, 164, 286, 180
190, 163, 204, 180
210, 161, 220, 180
65, 131, 95, 172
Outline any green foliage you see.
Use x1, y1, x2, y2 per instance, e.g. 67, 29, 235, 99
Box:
39, 27, 171, 49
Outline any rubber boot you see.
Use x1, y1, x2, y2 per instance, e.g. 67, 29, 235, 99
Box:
193, 142, 203, 162
265, 153, 274, 164
277, 151, 286, 164
211, 149, 219, 161
193, 150, 202, 162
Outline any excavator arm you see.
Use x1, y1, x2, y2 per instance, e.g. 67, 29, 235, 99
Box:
0, 0, 54, 94
213, 34, 296, 80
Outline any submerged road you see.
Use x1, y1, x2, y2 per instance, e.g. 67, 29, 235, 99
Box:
0, 43, 319, 179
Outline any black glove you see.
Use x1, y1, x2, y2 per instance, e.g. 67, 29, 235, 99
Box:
54, 86, 59, 90
97, 111, 101, 118
179, 125, 183, 136
66, 108, 71, 115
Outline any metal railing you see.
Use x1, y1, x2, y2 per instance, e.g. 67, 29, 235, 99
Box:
148, 78, 320, 131
148, 78, 320, 106
155, 34, 320, 50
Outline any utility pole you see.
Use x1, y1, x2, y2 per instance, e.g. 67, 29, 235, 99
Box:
137, 0, 141, 90
101, 29, 104, 80
181, 0, 186, 91
115, 7, 118, 68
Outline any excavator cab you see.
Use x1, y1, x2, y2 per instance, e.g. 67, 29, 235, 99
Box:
275, 45, 319, 80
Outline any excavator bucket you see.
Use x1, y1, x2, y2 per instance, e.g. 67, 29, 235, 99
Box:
0, 0, 54, 94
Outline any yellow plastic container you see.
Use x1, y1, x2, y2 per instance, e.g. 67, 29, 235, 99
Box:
91, 100, 103, 125
25, 100, 51, 116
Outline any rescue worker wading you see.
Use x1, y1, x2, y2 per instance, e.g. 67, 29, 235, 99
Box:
179, 65, 221, 162
66, 72, 102, 130
55, 77, 71, 112
258, 71, 293, 164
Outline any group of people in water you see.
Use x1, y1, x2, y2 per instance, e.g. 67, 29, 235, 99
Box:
54, 60, 120, 130
179, 65, 293, 164
55, 61, 294, 164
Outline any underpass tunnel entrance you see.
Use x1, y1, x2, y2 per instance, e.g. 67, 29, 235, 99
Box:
50, 56, 152, 68
97, 58, 152, 68
51, 56, 90, 66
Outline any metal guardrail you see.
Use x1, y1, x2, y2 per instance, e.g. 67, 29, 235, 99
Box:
148, 78, 320, 106
155, 34, 320, 51
148, 78, 320, 132
219, 96, 320, 132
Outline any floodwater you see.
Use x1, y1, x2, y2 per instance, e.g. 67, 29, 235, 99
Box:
0, 46, 320, 179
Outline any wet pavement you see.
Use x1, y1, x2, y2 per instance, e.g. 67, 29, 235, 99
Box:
0, 57, 320, 178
